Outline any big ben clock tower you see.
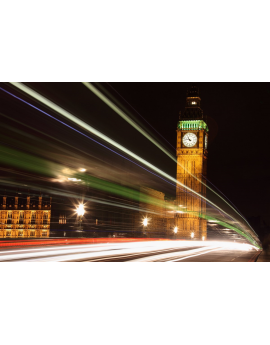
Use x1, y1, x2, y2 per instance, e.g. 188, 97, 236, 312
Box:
176, 86, 208, 240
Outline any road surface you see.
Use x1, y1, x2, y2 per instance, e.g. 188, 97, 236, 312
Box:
0, 239, 261, 262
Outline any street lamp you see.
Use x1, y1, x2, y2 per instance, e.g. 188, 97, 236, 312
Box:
143, 217, 148, 227
142, 217, 148, 236
191, 232, 194, 239
76, 203, 85, 231
173, 226, 178, 239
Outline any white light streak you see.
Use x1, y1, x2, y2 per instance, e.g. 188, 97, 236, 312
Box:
0, 241, 257, 262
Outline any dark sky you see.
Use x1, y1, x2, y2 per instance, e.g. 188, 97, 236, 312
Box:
0, 82, 269, 228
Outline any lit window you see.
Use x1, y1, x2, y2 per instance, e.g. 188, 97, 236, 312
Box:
19, 212, 24, 224
191, 101, 197, 105
31, 212, 36, 224
59, 214, 66, 224
44, 212, 49, 225
7, 212, 12, 224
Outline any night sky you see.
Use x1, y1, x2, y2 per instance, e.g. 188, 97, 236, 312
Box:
1, 82, 269, 237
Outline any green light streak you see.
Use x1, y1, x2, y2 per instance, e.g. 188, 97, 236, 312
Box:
78, 173, 168, 208
0, 144, 57, 177
9, 82, 260, 247
198, 214, 261, 249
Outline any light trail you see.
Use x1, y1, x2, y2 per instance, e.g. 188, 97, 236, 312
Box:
169, 248, 223, 262
0, 240, 258, 262
128, 246, 222, 262
5, 84, 259, 247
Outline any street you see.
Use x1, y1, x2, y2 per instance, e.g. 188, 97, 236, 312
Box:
0, 239, 260, 262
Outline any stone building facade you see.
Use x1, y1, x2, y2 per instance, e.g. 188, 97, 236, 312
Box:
0, 194, 51, 238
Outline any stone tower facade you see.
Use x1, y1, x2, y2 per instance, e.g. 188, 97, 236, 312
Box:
175, 86, 208, 240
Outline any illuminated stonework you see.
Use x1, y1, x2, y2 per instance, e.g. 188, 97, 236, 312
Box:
178, 120, 208, 132
0, 195, 51, 238
176, 86, 208, 240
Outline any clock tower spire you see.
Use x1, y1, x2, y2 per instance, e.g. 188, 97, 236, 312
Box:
175, 86, 208, 240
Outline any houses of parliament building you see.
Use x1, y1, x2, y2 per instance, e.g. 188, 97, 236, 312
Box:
0, 194, 51, 238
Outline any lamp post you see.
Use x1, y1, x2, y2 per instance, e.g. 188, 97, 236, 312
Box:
76, 203, 85, 231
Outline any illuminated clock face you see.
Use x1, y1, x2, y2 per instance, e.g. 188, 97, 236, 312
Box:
182, 133, 197, 147
205, 135, 208, 149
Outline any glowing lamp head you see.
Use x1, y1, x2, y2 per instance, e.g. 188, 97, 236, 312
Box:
76, 204, 85, 216
202, 236, 205, 241
143, 218, 148, 227
174, 226, 178, 234
191, 232, 194, 239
